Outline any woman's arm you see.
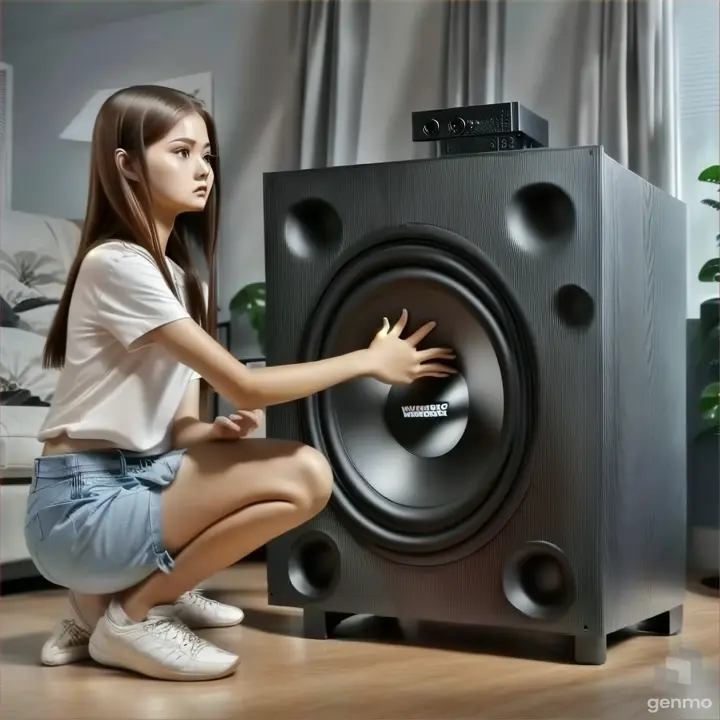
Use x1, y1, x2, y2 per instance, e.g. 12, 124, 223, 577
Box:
147, 310, 453, 411
146, 318, 373, 411
89, 247, 452, 410
171, 379, 264, 448
170, 379, 211, 448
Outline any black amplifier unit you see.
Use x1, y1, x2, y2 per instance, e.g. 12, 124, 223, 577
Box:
440, 132, 542, 157
412, 102, 549, 155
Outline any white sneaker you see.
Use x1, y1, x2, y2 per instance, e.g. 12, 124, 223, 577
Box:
41, 617, 91, 666
150, 591, 245, 628
42, 590, 244, 667
88, 601, 240, 681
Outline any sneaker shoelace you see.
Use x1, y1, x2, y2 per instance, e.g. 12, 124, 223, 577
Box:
180, 590, 216, 612
56, 619, 90, 647
148, 618, 208, 658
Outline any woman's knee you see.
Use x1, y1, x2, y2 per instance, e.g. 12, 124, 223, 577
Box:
291, 444, 333, 517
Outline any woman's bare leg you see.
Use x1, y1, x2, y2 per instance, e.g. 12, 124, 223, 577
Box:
120, 438, 333, 621
70, 592, 113, 627
86, 439, 332, 681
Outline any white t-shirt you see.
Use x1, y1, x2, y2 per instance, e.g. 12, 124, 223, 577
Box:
38, 240, 205, 455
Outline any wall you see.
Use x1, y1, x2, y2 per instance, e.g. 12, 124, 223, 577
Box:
4, 0, 593, 317
4, 1, 299, 357
7, 1, 714, 319
4, 0, 621, 321
4, 0, 452, 357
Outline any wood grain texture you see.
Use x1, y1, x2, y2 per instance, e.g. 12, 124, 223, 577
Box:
1, 566, 718, 720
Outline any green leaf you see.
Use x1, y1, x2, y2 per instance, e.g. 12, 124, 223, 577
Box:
698, 165, 720, 183
698, 258, 720, 282
229, 282, 266, 352
701, 199, 720, 211
700, 382, 720, 422
229, 282, 266, 314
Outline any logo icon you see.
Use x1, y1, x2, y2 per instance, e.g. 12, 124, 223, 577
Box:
401, 403, 449, 418
655, 647, 703, 689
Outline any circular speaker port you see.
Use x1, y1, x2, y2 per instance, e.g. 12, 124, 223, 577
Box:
554, 284, 594, 328
422, 119, 440, 137
288, 531, 341, 600
503, 541, 575, 620
449, 117, 466, 135
285, 198, 342, 261
507, 183, 575, 255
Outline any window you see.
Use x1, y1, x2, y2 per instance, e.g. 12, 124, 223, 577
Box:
676, 2, 719, 317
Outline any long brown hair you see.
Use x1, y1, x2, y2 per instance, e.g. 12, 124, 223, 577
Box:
43, 85, 219, 379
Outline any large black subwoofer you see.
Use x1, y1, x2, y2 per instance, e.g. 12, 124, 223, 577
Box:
263, 147, 687, 665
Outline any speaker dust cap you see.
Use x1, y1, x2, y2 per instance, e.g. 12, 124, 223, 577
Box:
301, 231, 536, 563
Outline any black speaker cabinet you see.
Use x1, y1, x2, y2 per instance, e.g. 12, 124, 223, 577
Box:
262, 146, 687, 665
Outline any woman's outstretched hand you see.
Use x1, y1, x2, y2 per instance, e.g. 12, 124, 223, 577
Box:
366, 309, 457, 385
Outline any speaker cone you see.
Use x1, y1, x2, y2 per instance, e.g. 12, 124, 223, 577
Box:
301, 229, 536, 564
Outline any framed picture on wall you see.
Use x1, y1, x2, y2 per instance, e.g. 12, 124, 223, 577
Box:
60, 72, 213, 143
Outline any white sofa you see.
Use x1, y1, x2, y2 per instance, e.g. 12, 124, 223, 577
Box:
0, 209, 81, 579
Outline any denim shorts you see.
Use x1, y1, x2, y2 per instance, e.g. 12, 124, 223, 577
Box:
24, 449, 186, 595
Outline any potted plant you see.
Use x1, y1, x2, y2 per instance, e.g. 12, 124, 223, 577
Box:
229, 281, 266, 356
694, 164, 719, 591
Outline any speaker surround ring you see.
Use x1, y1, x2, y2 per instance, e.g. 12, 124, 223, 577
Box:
318, 264, 517, 534
300, 225, 538, 566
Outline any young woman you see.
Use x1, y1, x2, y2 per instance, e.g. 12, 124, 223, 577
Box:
24, 85, 455, 682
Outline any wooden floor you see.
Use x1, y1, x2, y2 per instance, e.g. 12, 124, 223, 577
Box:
1, 565, 718, 720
